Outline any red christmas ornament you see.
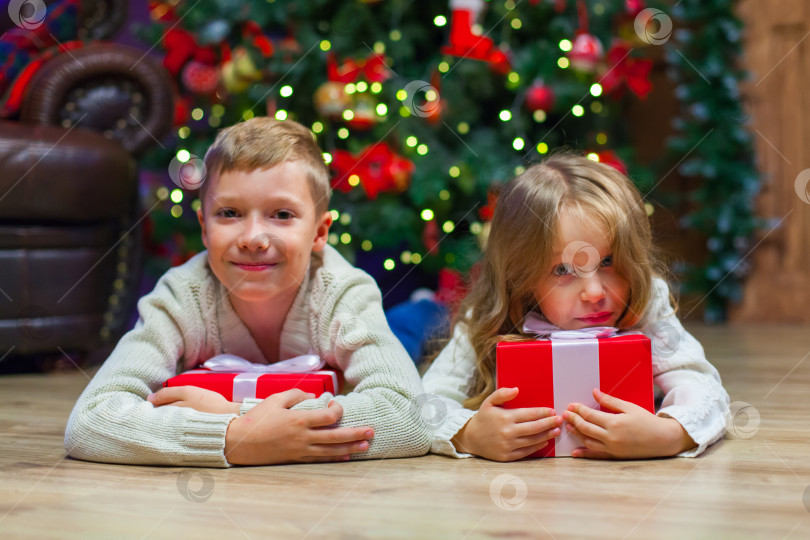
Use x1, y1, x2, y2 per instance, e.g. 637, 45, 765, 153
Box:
181, 61, 219, 95
331, 143, 415, 200
525, 80, 555, 113
599, 39, 653, 99
422, 219, 440, 255
441, 0, 511, 74
568, 32, 604, 73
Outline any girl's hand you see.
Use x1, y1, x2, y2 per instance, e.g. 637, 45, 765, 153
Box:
563, 388, 696, 459
147, 387, 240, 415
224, 389, 374, 465
452, 387, 563, 462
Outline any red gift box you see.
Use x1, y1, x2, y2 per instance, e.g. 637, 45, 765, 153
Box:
164, 369, 339, 402
496, 331, 653, 457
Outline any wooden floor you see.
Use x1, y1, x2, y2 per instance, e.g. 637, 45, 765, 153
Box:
1, 324, 809, 539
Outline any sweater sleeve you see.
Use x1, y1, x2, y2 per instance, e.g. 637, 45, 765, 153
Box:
289, 265, 432, 460
643, 278, 731, 457
420, 322, 478, 458
64, 264, 236, 468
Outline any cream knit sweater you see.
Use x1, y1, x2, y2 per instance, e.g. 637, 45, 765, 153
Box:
65, 246, 431, 467
422, 277, 731, 458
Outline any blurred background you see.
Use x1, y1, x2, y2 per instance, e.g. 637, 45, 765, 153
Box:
1, 0, 807, 371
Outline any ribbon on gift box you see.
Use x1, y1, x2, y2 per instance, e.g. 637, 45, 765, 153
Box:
520, 313, 640, 456
201, 354, 329, 403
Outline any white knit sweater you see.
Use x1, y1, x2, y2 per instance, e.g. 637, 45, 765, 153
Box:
422, 277, 730, 458
65, 246, 431, 467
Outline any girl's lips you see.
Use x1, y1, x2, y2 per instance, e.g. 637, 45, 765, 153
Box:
577, 312, 612, 323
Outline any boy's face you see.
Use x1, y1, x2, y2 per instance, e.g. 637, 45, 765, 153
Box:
533, 210, 630, 330
197, 161, 331, 306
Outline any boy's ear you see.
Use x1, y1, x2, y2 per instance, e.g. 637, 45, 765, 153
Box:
197, 207, 208, 249
311, 211, 332, 252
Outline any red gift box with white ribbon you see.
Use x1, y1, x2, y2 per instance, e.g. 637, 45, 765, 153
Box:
164, 354, 339, 402
496, 315, 654, 457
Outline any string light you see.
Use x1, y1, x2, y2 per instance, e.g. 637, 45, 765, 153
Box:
376, 103, 388, 116
280, 85, 293, 97
330, 209, 340, 221
373, 41, 385, 54
399, 106, 411, 117
328, 233, 339, 245
557, 57, 570, 69
191, 108, 204, 121
416, 144, 428, 155
438, 61, 450, 73
171, 204, 183, 218
156, 187, 169, 201
449, 166, 460, 177
361, 240, 373, 251
406, 136, 418, 147
572, 105, 585, 117
587, 153, 599, 162
512, 137, 525, 150
177, 149, 190, 162
511, 18, 522, 29
242, 110, 255, 120
212, 104, 225, 116
421, 209, 434, 221
533, 110, 547, 123
344, 83, 356, 95
439, 189, 450, 200
178, 127, 190, 139
645, 203, 655, 216
442, 221, 455, 233
590, 83, 603, 97
384, 258, 395, 270
499, 110, 512, 121
355, 81, 368, 92
504, 0, 516, 9
401, 251, 412, 263
536, 142, 549, 154
434, 15, 447, 26
396, 89, 407, 101
323, 152, 332, 164
340, 233, 352, 244
312, 121, 324, 133
339, 213, 352, 225
338, 127, 350, 139
348, 174, 360, 186
514, 165, 525, 175
370, 82, 383, 93
389, 29, 402, 41
342, 110, 354, 121
411, 253, 422, 264
191, 199, 201, 212
470, 222, 483, 234
559, 39, 572, 51
596, 132, 608, 144
275, 110, 288, 120
170, 189, 183, 203
507, 72, 520, 84
457, 122, 470, 134
320, 40, 331, 51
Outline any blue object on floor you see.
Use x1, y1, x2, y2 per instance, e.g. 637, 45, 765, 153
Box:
385, 299, 448, 365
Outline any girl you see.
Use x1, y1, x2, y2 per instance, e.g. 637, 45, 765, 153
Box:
422, 153, 730, 461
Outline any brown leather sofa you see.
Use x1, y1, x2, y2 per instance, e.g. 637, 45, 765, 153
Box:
0, 43, 173, 361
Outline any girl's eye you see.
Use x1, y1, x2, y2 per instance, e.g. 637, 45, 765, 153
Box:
552, 263, 573, 277
601, 255, 613, 267
274, 210, 294, 220
217, 208, 238, 218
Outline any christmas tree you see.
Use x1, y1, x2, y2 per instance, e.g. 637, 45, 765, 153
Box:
137, 0, 759, 320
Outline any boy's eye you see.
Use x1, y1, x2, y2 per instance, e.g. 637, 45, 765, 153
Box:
217, 208, 239, 218
274, 210, 294, 220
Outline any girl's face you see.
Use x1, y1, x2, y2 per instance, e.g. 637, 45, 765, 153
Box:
533, 210, 630, 330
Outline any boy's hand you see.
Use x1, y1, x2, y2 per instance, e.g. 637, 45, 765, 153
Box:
563, 388, 697, 459
452, 387, 562, 462
148, 386, 240, 415
224, 389, 374, 465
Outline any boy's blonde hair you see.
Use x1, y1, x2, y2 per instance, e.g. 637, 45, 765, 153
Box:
201, 117, 331, 214
461, 153, 670, 409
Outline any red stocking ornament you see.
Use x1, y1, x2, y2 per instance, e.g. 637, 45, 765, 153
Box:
441, 0, 511, 74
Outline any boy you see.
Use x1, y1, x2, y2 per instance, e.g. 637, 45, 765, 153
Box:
65, 118, 432, 466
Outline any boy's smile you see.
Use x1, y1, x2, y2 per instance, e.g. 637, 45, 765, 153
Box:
197, 161, 331, 309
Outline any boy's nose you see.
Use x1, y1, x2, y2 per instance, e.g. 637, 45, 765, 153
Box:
238, 218, 270, 251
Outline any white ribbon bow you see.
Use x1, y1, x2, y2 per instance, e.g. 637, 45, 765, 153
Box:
203, 353, 325, 373
522, 312, 620, 340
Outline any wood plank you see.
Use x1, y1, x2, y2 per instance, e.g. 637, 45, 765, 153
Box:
1, 323, 809, 538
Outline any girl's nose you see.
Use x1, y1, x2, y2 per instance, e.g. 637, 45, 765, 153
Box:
580, 275, 607, 303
